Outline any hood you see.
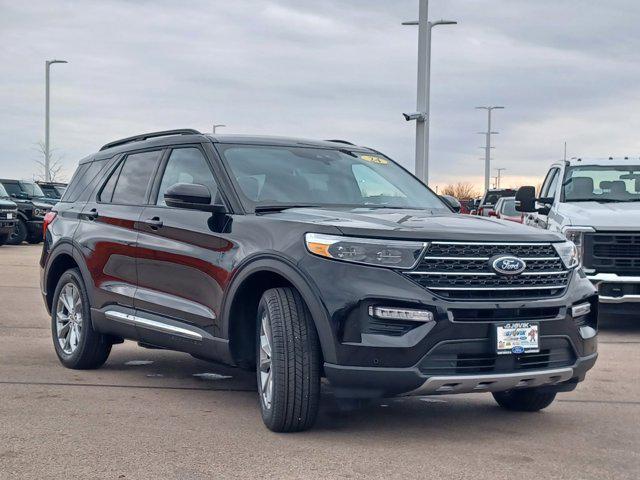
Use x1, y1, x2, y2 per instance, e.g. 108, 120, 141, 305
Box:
265, 207, 565, 242
34, 197, 58, 206
558, 201, 640, 231
0, 198, 17, 209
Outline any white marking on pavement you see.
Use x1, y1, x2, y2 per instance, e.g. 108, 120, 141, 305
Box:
193, 373, 233, 380
125, 360, 154, 366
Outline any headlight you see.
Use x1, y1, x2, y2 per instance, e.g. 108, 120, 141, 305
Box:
562, 226, 595, 266
305, 233, 427, 269
553, 241, 580, 269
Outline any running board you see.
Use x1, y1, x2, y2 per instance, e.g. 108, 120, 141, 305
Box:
105, 310, 203, 341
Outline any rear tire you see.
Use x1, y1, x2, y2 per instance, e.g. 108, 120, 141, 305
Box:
51, 268, 112, 369
26, 235, 42, 244
493, 388, 557, 412
7, 219, 27, 245
256, 287, 321, 432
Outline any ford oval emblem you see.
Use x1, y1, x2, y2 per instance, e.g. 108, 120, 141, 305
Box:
511, 345, 525, 354
491, 256, 527, 276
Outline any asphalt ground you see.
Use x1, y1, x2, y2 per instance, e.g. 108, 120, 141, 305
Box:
1, 245, 639, 479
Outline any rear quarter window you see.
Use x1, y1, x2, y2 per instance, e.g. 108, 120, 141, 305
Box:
61, 160, 108, 203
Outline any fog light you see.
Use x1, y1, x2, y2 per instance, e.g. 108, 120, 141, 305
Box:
572, 302, 591, 318
368, 306, 434, 322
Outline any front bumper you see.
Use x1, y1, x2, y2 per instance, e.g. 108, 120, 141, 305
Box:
325, 353, 597, 398
588, 272, 640, 305
26, 219, 43, 238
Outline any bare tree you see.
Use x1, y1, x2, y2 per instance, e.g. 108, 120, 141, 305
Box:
33, 140, 65, 182
441, 182, 480, 200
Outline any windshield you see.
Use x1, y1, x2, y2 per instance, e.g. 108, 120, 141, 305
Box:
499, 198, 519, 216
482, 190, 516, 206
218, 145, 448, 211
0, 183, 8, 198
20, 181, 45, 198
564, 165, 640, 202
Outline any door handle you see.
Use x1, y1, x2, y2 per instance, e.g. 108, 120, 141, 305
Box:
86, 208, 99, 221
145, 217, 163, 229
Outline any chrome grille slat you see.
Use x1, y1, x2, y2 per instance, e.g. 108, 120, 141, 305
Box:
406, 241, 570, 300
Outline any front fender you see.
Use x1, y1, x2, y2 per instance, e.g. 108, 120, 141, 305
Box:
220, 254, 337, 364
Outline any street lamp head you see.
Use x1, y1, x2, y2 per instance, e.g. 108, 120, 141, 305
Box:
432, 19, 457, 26
47, 59, 68, 66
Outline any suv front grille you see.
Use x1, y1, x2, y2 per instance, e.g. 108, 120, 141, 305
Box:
584, 232, 640, 274
406, 242, 570, 301
418, 338, 576, 376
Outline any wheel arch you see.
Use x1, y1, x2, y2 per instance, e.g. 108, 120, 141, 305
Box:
44, 242, 95, 314
221, 255, 337, 367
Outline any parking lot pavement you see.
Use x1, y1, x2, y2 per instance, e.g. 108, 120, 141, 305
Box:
1, 245, 639, 480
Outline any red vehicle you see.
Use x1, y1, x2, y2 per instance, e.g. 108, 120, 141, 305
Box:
493, 196, 524, 223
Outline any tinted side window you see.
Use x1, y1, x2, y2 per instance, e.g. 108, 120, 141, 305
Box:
62, 160, 108, 202
156, 148, 218, 206
99, 161, 124, 203
541, 168, 559, 198
110, 150, 162, 205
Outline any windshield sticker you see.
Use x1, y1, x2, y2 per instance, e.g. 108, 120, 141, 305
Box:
360, 154, 388, 165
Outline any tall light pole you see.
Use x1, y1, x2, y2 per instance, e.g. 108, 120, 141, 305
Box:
212, 124, 226, 134
45, 59, 67, 182
476, 106, 504, 193
403, 0, 456, 185
495, 167, 506, 188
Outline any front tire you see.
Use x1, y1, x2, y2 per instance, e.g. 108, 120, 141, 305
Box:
256, 287, 321, 432
0, 232, 9, 246
7, 219, 27, 245
51, 268, 112, 369
493, 388, 557, 412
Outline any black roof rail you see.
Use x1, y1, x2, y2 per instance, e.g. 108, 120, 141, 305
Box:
100, 129, 202, 151
325, 139, 356, 146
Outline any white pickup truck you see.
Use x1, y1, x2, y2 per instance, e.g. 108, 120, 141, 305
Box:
516, 158, 640, 316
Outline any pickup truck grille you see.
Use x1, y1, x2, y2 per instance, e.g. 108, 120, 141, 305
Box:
584, 232, 640, 274
406, 241, 570, 300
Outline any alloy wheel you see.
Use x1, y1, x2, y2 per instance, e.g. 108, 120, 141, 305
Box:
55, 282, 83, 355
259, 312, 273, 409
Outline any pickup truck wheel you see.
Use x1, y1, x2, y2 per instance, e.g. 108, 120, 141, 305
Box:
256, 287, 321, 432
493, 388, 557, 412
51, 268, 112, 369
0, 233, 9, 246
7, 219, 27, 245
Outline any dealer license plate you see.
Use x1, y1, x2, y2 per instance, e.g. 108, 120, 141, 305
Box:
496, 322, 539, 355
6, 213, 12, 219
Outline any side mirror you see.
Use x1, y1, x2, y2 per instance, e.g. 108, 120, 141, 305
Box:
515, 186, 536, 212
164, 183, 227, 213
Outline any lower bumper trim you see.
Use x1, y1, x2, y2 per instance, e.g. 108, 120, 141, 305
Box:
599, 294, 640, 304
408, 367, 574, 396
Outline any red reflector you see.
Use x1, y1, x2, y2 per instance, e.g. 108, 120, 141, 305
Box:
43, 211, 57, 236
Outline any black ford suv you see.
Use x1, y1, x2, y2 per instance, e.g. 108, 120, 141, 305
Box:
0, 182, 18, 246
40, 129, 598, 432
0, 179, 53, 245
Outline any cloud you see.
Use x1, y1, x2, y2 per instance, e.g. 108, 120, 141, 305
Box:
0, 0, 639, 191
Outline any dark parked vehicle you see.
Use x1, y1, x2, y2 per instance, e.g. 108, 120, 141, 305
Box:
40, 129, 598, 432
476, 188, 517, 216
0, 183, 18, 246
439, 194, 461, 213
0, 179, 53, 244
37, 181, 67, 200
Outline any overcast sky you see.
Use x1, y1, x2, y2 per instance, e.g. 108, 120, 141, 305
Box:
1, 0, 639, 191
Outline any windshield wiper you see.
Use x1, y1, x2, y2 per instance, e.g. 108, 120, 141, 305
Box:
254, 204, 322, 213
